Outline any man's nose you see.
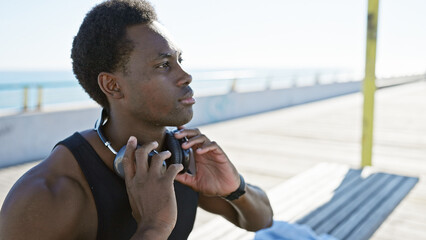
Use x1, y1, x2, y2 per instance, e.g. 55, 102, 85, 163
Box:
177, 68, 192, 86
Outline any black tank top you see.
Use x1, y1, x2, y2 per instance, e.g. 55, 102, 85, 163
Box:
57, 132, 198, 240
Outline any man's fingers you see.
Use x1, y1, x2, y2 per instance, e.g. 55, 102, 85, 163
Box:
150, 151, 170, 173
195, 141, 221, 154
174, 171, 195, 187
122, 136, 137, 182
166, 164, 184, 182
135, 141, 158, 172
175, 132, 210, 150
174, 128, 201, 139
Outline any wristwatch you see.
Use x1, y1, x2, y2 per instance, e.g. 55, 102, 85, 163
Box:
223, 175, 246, 201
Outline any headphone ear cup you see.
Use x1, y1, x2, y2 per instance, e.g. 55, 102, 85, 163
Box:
164, 131, 190, 173
165, 131, 182, 166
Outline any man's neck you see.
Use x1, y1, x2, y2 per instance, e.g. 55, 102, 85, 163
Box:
103, 111, 167, 153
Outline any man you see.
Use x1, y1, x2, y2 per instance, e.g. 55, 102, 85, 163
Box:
0, 0, 273, 239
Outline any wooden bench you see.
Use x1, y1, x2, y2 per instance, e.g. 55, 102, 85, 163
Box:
189, 163, 419, 240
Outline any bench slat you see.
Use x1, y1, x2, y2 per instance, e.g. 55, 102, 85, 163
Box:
329, 175, 405, 239
296, 170, 418, 240
297, 173, 388, 227
344, 177, 419, 240
189, 163, 419, 240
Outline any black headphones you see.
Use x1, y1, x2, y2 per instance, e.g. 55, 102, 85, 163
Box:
94, 109, 190, 178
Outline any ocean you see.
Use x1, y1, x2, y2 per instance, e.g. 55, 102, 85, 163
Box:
0, 68, 358, 112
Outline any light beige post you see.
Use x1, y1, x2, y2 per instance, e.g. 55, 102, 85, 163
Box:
23, 86, 29, 111
37, 85, 43, 110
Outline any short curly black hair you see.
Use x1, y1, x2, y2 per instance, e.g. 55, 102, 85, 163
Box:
71, 0, 157, 110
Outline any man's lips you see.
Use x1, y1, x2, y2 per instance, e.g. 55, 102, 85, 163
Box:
179, 96, 196, 105
179, 90, 196, 105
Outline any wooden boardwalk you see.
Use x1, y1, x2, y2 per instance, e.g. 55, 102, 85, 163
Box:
1, 80, 425, 239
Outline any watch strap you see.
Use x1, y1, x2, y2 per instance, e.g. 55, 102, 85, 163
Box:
223, 174, 246, 201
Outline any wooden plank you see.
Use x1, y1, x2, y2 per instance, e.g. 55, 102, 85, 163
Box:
189, 163, 348, 240
333, 169, 363, 193
313, 174, 395, 235
344, 177, 419, 240
330, 175, 405, 239
294, 171, 418, 240
271, 163, 351, 221
202, 165, 419, 240
372, 217, 426, 240
297, 173, 389, 227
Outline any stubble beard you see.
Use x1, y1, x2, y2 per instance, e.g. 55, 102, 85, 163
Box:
147, 106, 193, 127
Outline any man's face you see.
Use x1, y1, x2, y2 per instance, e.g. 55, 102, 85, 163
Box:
116, 22, 195, 127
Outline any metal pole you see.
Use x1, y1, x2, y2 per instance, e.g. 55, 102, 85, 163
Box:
266, 75, 273, 90
230, 78, 238, 92
23, 86, 29, 111
361, 0, 380, 167
37, 85, 43, 110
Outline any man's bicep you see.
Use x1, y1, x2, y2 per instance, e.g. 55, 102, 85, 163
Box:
0, 176, 89, 239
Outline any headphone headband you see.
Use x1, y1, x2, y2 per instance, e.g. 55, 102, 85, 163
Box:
94, 109, 118, 155
93, 108, 190, 177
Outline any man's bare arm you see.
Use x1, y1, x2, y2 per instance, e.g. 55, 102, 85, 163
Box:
199, 183, 273, 231
0, 171, 93, 239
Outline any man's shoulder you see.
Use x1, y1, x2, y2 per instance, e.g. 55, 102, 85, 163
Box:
0, 145, 96, 239
3, 169, 85, 211
2, 144, 90, 211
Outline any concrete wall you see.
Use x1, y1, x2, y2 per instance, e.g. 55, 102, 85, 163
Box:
0, 107, 100, 166
191, 81, 361, 126
0, 81, 361, 167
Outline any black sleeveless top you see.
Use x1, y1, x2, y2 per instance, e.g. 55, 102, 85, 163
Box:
57, 132, 198, 240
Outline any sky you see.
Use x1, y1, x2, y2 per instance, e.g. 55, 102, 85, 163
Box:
0, 0, 425, 77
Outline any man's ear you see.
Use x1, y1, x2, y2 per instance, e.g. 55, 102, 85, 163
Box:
98, 72, 124, 99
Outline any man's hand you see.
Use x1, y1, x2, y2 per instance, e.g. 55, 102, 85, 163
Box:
122, 136, 183, 238
174, 128, 274, 232
174, 128, 240, 197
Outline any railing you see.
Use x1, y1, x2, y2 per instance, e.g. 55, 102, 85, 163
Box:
0, 81, 90, 113
191, 71, 364, 96
9, 84, 43, 111
0, 72, 424, 114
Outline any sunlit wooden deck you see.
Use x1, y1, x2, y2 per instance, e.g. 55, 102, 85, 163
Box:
193, 80, 426, 239
1, 80, 425, 239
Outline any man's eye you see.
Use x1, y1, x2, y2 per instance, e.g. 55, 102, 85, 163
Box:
158, 62, 170, 69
